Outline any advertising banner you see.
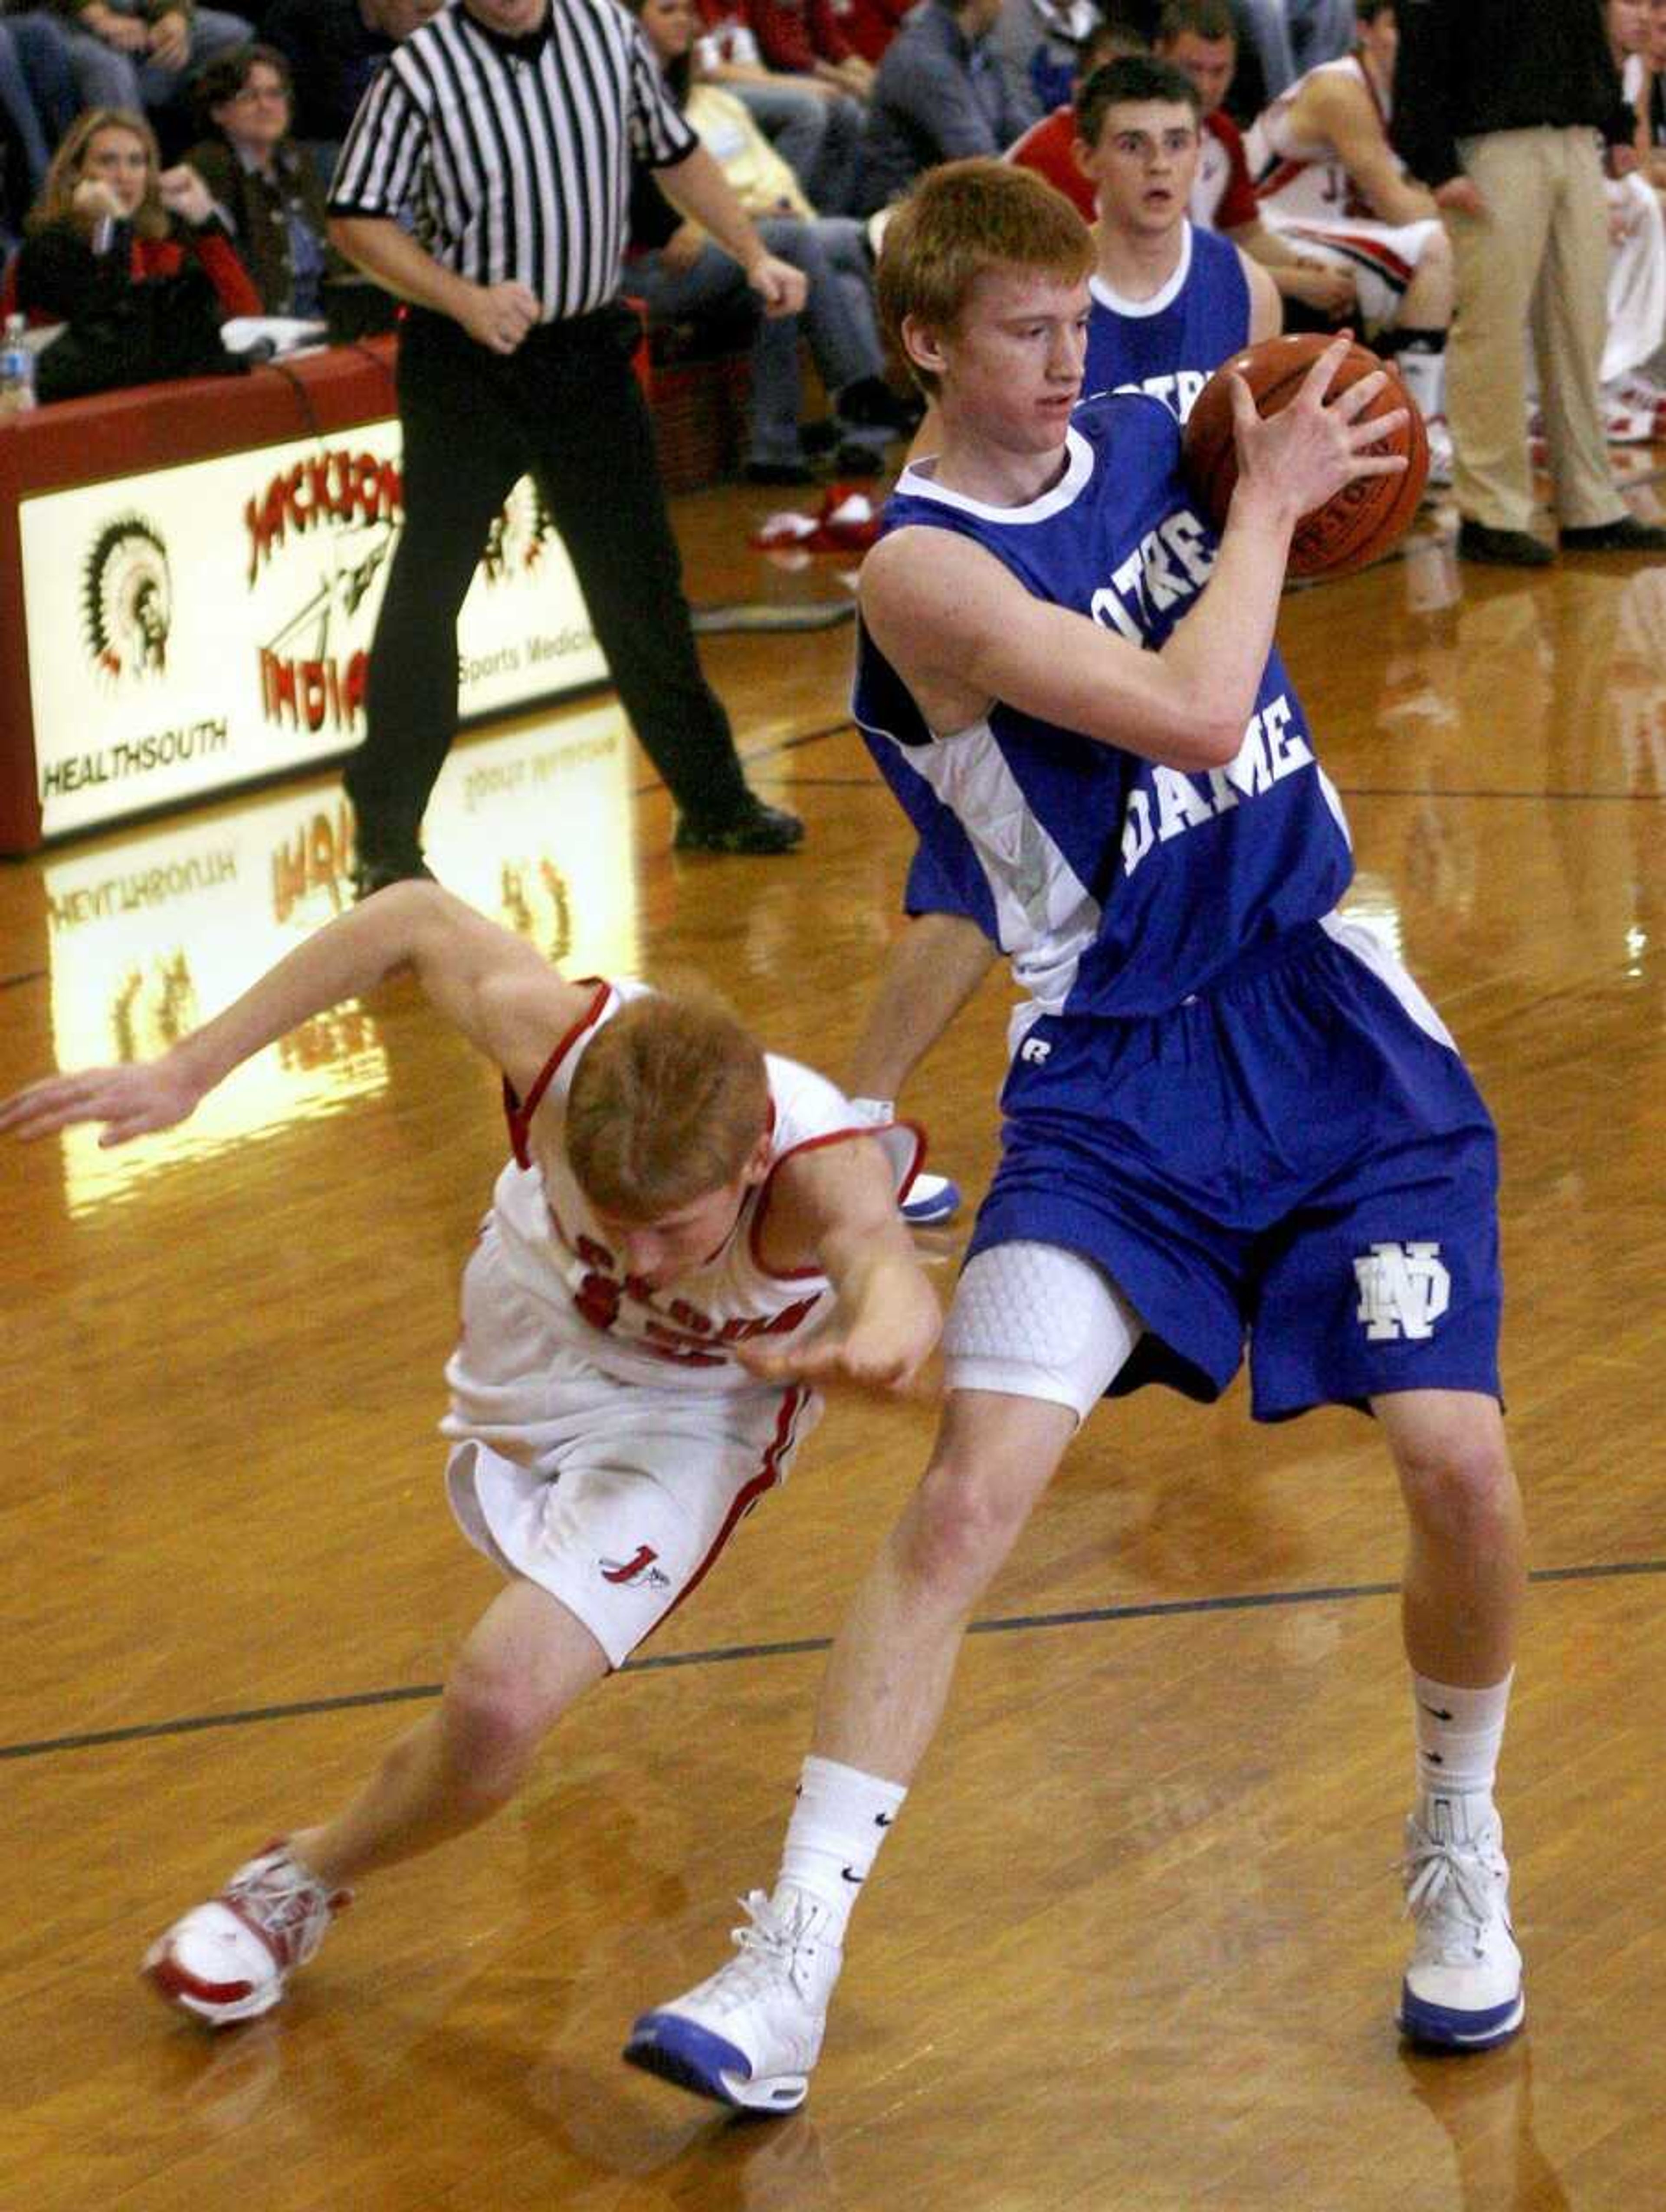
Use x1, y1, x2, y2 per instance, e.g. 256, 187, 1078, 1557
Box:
22, 426, 607, 838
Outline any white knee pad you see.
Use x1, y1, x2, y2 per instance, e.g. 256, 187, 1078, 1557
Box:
943, 1240, 1142, 1423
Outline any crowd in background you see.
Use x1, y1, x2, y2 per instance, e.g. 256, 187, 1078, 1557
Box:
1, 0, 1663, 519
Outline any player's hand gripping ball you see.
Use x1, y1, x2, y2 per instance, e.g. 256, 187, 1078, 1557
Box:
1181, 332, 1428, 580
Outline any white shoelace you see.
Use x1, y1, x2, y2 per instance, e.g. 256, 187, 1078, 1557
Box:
1402, 1831, 1502, 1963
711, 1890, 825, 2008
227, 1854, 335, 1966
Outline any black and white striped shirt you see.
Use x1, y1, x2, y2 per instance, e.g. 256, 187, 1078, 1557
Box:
328, 0, 697, 321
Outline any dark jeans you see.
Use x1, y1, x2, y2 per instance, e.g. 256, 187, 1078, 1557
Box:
348, 302, 753, 849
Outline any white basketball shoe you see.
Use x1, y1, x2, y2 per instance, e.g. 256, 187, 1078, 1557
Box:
624, 1885, 842, 2111
900, 1171, 962, 1226
1398, 1797, 1524, 2051
143, 1842, 349, 2027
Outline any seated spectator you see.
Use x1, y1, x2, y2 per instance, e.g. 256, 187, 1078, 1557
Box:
184, 43, 348, 318
837, 0, 910, 67
261, 0, 437, 162
1231, 0, 1352, 103
3, 102, 260, 352
626, 0, 916, 482
1244, 0, 1453, 476
856, 0, 1030, 216
1004, 11, 1148, 214
1154, 0, 1354, 322
746, 0, 874, 101
49, 0, 255, 129
0, 13, 79, 191
692, 0, 863, 210
989, 0, 1103, 135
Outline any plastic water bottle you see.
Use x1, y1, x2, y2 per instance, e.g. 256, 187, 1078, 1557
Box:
0, 312, 36, 417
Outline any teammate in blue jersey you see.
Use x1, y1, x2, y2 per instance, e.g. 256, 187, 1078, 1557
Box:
844, 54, 1281, 1173
1076, 52, 1280, 414
628, 158, 1527, 2111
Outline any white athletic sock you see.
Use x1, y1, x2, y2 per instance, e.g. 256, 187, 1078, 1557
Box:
849, 1095, 895, 1127
1412, 1669, 1512, 1816
777, 1755, 906, 1940
1394, 342, 1446, 427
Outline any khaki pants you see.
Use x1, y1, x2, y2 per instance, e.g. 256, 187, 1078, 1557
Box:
1445, 126, 1626, 534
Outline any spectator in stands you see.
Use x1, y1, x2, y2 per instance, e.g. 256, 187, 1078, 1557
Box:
1394, 0, 1666, 566
3, 103, 260, 322
627, 0, 916, 481
1232, 0, 1351, 101
49, 0, 255, 123
184, 43, 346, 318
1005, 10, 1147, 213
1245, 0, 1454, 480
691, 0, 863, 210
989, 0, 1103, 135
856, 0, 1029, 215
0, 13, 79, 191
1154, 0, 1354, 322
261, 0, 436, 157
746, 0, 873, 99
839, 0, 909, 67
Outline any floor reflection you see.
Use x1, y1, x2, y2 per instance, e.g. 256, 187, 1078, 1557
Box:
1404, 2039, 1571, 2212
36, 704, 640, 1214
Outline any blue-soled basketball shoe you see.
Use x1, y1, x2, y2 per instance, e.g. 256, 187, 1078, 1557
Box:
900, 1172, 961, 1226
1398, 1798, 1524, 2051
624, 1886, 840, 2112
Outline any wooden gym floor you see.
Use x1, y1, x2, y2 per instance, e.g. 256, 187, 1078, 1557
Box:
2, 444, 1663, 2211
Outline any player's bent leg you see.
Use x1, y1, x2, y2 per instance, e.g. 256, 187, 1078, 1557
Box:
144, 1582, 610, 2029
624, 1397, 1073, 2112
1376, 1389, 1526, 2053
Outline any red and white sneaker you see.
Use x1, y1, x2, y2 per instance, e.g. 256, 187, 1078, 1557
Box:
143, 1842, 349, 2027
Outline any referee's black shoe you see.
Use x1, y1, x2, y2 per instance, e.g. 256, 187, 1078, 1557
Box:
673, 799, 805, 855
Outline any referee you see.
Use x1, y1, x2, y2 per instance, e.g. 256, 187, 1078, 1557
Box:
327, 0, 812, 893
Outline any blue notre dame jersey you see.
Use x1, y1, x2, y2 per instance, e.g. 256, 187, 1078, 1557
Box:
1081, 220, 1251, 424
857, 392, 1354, 1022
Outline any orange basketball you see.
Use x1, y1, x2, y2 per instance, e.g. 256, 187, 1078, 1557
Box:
1181, 332, 1428, 580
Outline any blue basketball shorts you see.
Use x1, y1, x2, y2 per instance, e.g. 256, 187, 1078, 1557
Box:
965, 916, 1502, 1422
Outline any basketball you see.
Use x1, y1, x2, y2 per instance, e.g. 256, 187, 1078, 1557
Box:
1181, 333, 1428, 580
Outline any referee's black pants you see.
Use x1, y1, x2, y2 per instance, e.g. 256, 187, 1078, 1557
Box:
347, 303, 755, 854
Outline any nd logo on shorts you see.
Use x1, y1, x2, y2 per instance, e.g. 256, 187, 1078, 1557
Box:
1353, 1241, 1451, 1341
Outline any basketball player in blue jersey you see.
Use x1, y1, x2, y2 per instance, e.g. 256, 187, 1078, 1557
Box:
629, 159, 1527, 2112
843, 53, 1282, 1191
1076, 53, 1281, 415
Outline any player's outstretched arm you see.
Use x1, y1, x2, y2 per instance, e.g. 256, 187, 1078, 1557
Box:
0, 883, 592, 1149
739, 1137, 942, 1392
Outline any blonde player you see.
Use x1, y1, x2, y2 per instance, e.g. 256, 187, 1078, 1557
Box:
0, 881, 941, 2027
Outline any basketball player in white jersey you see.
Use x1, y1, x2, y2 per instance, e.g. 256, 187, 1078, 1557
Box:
0, 881, 942, 2028
1245, 0, 1454, 479
1601, 0, 1666, 438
